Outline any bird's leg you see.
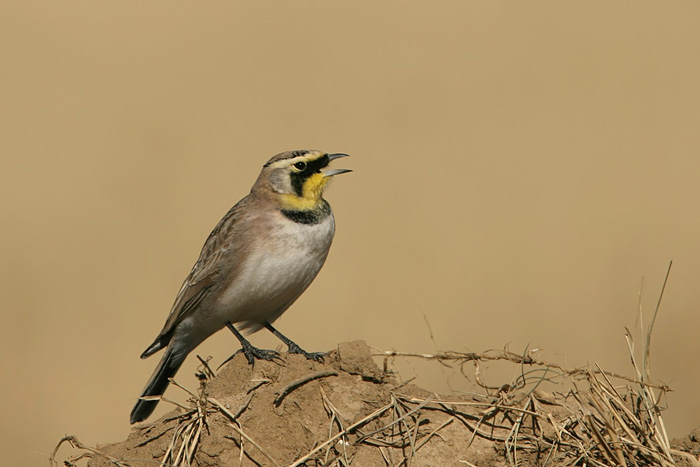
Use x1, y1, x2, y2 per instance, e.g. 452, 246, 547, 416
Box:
224, 322, 282, 366
264, 322, 325, 363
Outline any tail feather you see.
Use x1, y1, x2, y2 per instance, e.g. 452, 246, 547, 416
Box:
130, 347, 186, 424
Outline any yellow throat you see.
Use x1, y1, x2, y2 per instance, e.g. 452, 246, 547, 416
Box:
279, 172, 330, 211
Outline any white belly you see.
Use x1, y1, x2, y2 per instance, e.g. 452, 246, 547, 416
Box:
214, 212, 335, 330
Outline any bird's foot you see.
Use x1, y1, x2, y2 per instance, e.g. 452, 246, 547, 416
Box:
287, 342, 326, 363
223, 321, 283, 367
218, 344, 282, 370
240, 342, 282, 366
262, 321, 325, 363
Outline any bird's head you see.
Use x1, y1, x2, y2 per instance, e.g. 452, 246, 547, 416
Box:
257, 150, 351, 211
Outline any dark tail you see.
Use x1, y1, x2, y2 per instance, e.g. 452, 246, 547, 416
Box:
130, 346, 186, 424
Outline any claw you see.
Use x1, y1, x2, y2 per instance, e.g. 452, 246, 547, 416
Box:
287, 342, 326, 363
241, 343, 282, 365
263, 321, 325, 363
224, 321, 284, 368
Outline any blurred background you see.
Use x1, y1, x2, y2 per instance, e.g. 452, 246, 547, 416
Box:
2, 2, 699, 465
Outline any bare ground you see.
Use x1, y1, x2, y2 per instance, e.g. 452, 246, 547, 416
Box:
53, 340, 699, 467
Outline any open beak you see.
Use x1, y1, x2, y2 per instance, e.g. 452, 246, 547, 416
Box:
323, 153, 352, 177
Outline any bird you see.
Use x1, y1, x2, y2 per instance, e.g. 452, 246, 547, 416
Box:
130, 150, 351, 424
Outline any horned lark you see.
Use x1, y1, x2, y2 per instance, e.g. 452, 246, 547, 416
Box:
130, 150, 350, 424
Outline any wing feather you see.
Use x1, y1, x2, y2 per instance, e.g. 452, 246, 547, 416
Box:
140, 198, 250, 357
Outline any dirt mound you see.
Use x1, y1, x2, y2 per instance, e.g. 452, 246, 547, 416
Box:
53, 341, 698, 467
671, 428, 700, 467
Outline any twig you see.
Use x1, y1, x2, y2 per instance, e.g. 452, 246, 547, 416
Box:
377, 349, 670, 391
210, 397, 281, 467
644, 260, 672, 382
49, 435, 129, 467
273, 370, 338, 406
287, 402, 395, 467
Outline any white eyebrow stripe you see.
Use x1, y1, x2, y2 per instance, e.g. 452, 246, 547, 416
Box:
267, 157, 304, 169
266, 153, 322, 169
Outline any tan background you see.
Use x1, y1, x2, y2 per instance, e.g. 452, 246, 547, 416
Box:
2, 2, 700, 465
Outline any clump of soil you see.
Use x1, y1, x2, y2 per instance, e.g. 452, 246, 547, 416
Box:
53, 341, 698, 467
671, 428, 700, 467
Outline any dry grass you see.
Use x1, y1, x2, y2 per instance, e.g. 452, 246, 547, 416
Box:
51, 263, 697, 467
50, 341, 685, 467
355, 262, 686, 467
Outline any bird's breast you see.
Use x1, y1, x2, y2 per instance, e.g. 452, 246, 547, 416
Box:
215, 210, 336, 324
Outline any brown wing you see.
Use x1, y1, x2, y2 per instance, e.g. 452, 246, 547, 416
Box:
140, 197, 249, 358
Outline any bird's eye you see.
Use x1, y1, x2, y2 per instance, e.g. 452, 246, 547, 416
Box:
294, 161, 307, 171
